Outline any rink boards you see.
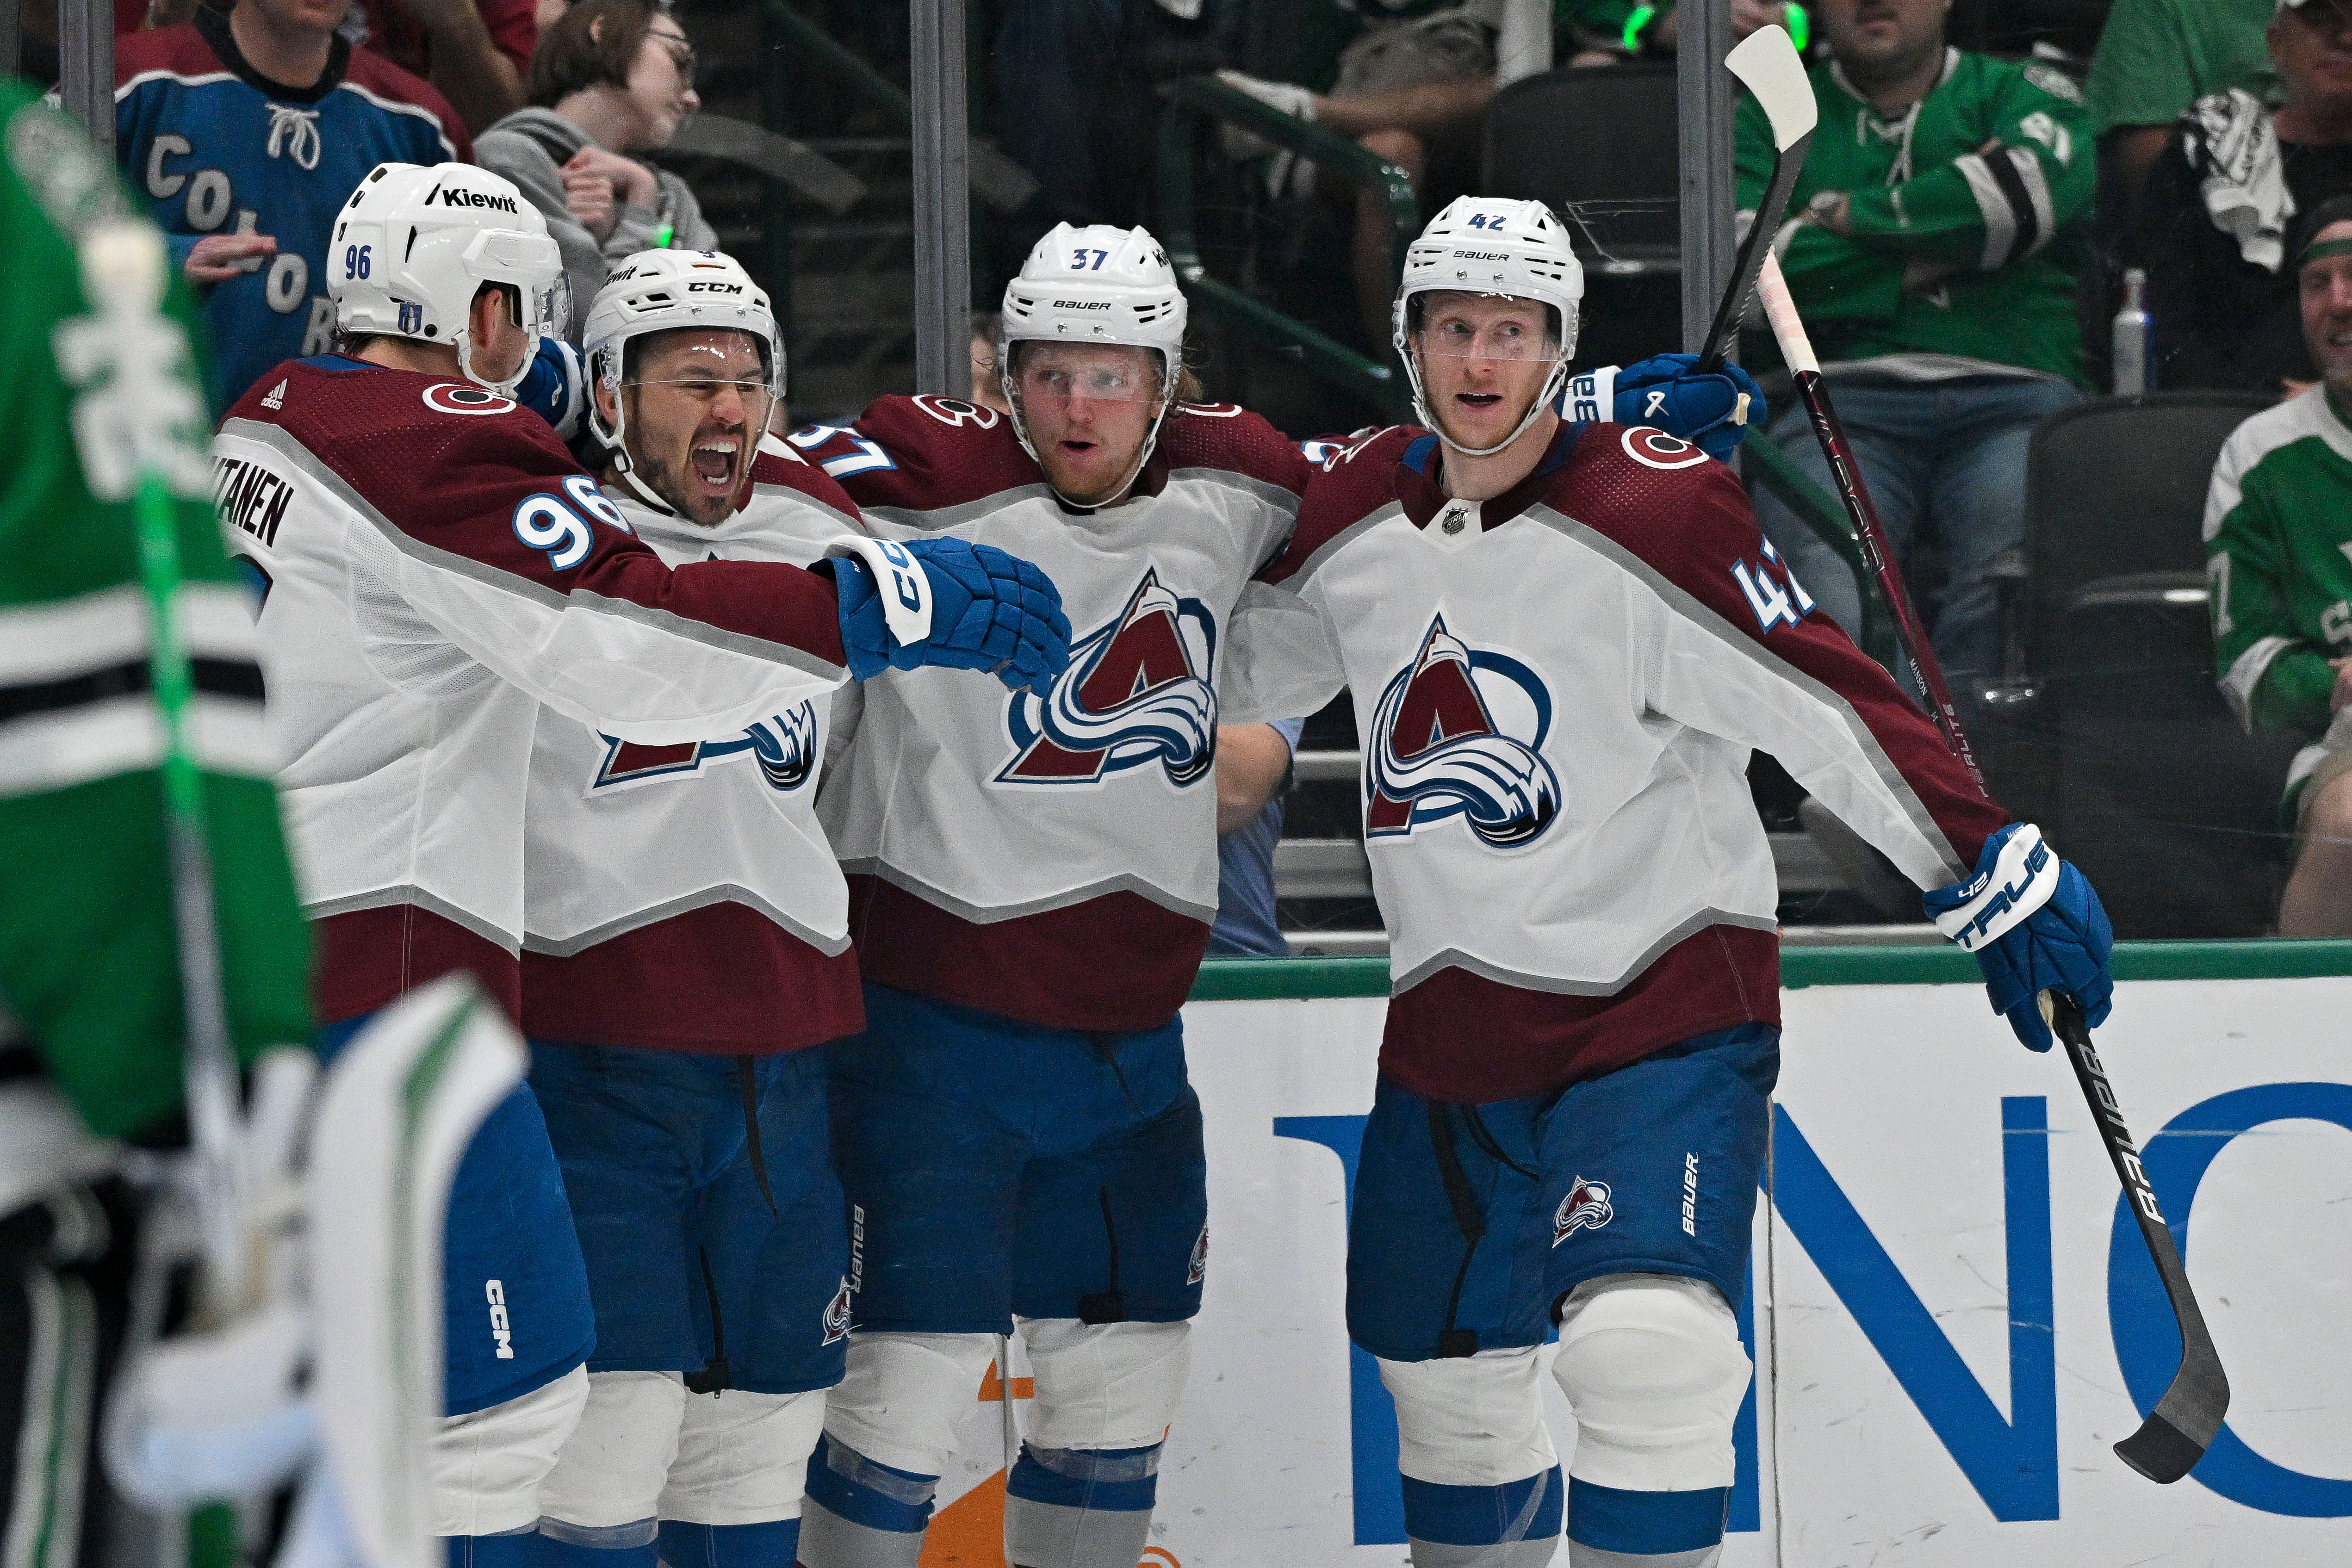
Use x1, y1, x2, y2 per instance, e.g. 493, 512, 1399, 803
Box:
912, 942, 2352, 1568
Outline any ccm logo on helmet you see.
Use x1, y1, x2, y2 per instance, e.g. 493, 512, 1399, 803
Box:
427, 183, 521, 215
686, 281, 744, 294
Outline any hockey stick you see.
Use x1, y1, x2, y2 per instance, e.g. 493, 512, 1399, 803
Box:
1696, 25, 1816, 371
1749, 246, 2228, 1483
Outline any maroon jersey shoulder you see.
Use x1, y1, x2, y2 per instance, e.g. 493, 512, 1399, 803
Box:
1158, 403, 1314, 496
807, 394, 1040, 515
113, 22, 222, 80
230, 359, 847, 664
236, 358, 583, 518
1551, 422, 2010, 864
340, 44, 469, 160
1258, 424, 1419, 585
748, 438, 865, 526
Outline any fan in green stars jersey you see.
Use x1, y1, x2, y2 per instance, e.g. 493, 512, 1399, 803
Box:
2205, 201, 2352, 937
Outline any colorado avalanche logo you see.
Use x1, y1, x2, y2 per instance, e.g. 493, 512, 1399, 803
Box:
998, 569, 1216, 787
1365, 614, 1560, 847
1187, 1224, 1210, 1286
820, 1277, 853, 1345
591, 703, 820, 794
1552, 1177, 1614, 1246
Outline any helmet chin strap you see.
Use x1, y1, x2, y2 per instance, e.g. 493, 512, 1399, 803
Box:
1001, 363, 1179, 512
1409, 346, 1574, 461
455, 299, 532, 397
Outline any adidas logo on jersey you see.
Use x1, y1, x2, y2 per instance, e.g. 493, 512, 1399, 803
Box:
260, 379, 285, 410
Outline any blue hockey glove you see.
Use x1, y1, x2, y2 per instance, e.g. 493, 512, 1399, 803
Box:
514, 335, 585, 441
1613, 353, 1767, 462
832, 537, 1070, 693
1922, 823, 2114, 1052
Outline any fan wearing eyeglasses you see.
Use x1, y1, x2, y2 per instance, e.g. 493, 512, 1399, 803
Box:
477, 0, 714, 344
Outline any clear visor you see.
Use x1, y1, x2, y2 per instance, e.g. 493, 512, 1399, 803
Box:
536, 272, 572, 342
1415, 313, 1560, 361
1008, 344, 1167, 404
621, 372, 778, 436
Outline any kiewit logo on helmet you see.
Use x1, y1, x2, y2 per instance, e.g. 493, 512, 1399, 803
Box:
1365, 614, 1560, 848
429, 183, 520, 215
997, 568, 1216, 788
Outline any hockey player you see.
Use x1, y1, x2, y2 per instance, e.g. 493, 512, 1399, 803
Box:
215, 161, 1067, 1568
0, 85, 313, 1568
788, 224, 1318, 1568
518, 250, 875, 1568
1239, 196, 2116, 1568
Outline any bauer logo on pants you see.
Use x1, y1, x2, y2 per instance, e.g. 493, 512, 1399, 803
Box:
1366, 614, 1560, 848
998, 568, 1217, 787
1553, 1178, 1614, 1246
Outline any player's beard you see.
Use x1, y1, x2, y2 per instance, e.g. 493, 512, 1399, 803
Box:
631, 409, 753, 527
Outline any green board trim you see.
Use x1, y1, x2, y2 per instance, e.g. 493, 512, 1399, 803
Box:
1189, 939, 2352, 1002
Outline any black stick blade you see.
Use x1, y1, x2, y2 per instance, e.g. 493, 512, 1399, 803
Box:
2114, 1410, 2210, 1485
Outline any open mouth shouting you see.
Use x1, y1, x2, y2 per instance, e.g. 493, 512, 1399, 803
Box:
690, 432, 744, 497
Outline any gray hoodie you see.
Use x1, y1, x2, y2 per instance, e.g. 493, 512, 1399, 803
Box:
475, 106, 718, 343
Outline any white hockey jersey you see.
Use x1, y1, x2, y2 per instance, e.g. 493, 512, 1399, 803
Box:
215, 355, 852, 1024
795, 395, 1312, 1031
519, 437, 870, 1054
1241, 421, 2012, 1103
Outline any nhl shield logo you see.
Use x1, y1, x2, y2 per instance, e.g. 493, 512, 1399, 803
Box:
820, 1277, 853, 1345
1186, 1223, 1210, 1286
1365, 614, 1561, 848
1552, 1177, 1614, 1246
997, 568, 1217, 787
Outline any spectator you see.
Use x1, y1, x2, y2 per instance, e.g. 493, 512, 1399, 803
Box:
1738, 0, 2092, 694
2204, 212, 2352, 935
2086, 0, 2278, 202
1208, 718, 1305, 956
2131, 0, 2352, 395
475, 0, 711, 346
345, 0, 535, 134
115, 0, 467, 411
1218, 1, 1782, 348
968, 309, 1010, 412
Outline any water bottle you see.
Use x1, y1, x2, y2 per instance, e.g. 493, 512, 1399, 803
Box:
2112, 267, 2153, 396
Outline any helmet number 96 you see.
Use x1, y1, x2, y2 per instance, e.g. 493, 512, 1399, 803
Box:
343, 244, 372, 280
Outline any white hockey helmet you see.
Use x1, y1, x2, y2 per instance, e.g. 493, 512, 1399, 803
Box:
1392, 196, 1584, 459
582, 248, 783, 510
999, 222, 1189, 505
329, 161, 566, 396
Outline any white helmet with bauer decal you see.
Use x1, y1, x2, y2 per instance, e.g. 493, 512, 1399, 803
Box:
1392, 196, 1584, 459
998, 222, 1189, 506
582, 249, 783, 512
329, 161, 567, 397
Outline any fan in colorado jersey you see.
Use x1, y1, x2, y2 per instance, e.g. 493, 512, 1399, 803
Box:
216, 161, 1069, 1568
515, 250, 887, 1568
786, 223, 1321, 1568
1237, 196, 2117, 1568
